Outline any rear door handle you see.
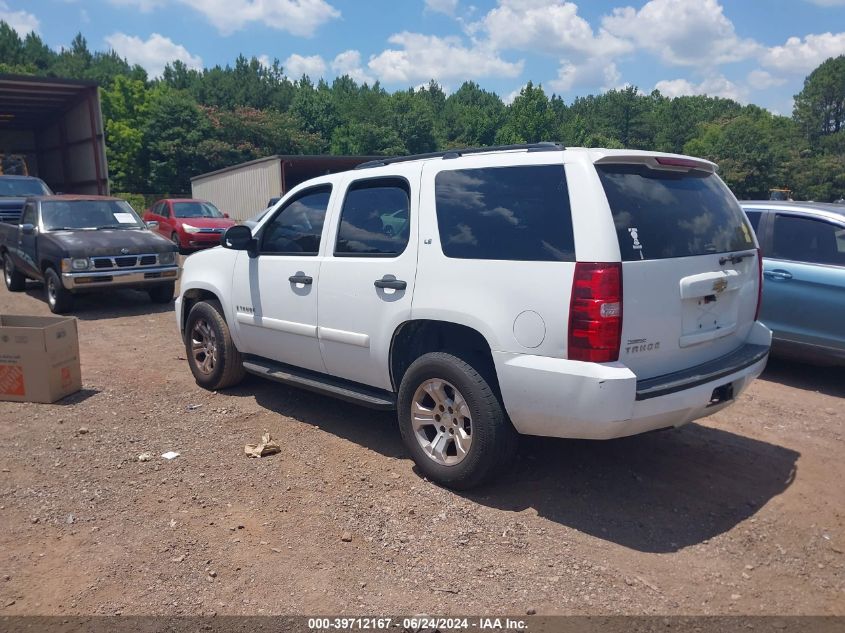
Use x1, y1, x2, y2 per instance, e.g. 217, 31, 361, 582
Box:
764, 269, 793, 281
289, 274, 313, 285
374, 276, 407, 290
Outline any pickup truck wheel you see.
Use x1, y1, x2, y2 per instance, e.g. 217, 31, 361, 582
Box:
148, 282, 175, 304
185, 300, 245, 390
44, 267, 74, 313
3, 254, 26, 292
397, 352, 517, 490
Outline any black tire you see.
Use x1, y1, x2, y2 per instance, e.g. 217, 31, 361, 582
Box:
3, 252, 26, 292
44, 267, 74, 313
397, 352, 518, 490
185, 300, 245, 390
148, 281, 175, 304
171, 232, 186, 255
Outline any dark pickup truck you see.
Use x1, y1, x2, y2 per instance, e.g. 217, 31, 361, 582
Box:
0, 195, 180, 313
0, 175, 53, 224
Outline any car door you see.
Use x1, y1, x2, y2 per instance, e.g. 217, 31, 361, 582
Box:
762, 212, 845, 352
16, 201, 39, 277
317, 168, 419, 390
230, 184, 334, 373
158, 202, 175, 239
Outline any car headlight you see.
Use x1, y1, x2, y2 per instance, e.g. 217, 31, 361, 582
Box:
182, 224, 200, 234
159, 251, 176, 265
61, 258, 90, 272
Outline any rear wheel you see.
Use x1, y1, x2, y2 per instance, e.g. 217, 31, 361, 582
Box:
44, 267, 74, 313
148, 281, 175, 304
397, 352, 517, 490
3, 253, 26, 292
185, 300, 245, 390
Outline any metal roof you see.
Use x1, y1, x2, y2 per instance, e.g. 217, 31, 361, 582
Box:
191, 154, 381, 182
0, 73, 99, 130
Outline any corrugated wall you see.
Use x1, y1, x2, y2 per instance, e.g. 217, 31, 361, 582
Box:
191, 158, 281, 221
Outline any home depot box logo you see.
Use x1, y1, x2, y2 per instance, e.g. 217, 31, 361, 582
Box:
0, 315, 81, 403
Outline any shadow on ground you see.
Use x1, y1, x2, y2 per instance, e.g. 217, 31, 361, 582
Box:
22, 284, 174, 320
759, 356, 845, 398
227, 375, 799, 554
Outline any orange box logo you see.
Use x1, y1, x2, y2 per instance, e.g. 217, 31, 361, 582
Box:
60, 366, 72, 389
0, 365, 25, 396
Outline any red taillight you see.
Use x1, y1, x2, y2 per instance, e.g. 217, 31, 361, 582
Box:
754, 247, 763, 321
568, 262, 623, 363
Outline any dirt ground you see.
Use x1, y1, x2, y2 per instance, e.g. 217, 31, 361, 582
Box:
0, 280, 843, 617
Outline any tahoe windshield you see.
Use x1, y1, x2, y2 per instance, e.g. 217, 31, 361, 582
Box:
0, 178, 52, 197
41, 200, 145, 231
597, 164, 755, 261
173, 202, 223, 218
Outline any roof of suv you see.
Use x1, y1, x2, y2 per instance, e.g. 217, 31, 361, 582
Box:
741, 200, 845, 223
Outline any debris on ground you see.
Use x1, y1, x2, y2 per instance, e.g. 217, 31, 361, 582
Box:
244, 432, 281, 458
161, 451, 180, 460
137, 453, 152, 462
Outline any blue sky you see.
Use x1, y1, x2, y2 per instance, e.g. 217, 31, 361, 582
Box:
3, 0, 845, 114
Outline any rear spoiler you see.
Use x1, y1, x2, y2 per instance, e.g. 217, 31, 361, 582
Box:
593, 154, 717, 174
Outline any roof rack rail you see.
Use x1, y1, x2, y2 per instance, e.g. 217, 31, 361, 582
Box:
354, 142, 565, 170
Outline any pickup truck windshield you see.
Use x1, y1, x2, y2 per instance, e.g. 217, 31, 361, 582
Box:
173, 202, 224, 218
41, 200, 145, 231
0, 179, 51, 197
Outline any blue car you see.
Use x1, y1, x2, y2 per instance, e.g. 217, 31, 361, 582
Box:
741, 201, 845, 364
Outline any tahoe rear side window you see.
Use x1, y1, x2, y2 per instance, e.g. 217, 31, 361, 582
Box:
434, 165, 575, 261
597, 164, 755, 261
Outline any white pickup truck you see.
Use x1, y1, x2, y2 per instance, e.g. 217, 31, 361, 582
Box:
176, 143, 771, 489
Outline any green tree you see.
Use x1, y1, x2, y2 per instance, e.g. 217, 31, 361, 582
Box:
794, 55, 845, 139
101, 76, 151, 192
496, 82, 556, 144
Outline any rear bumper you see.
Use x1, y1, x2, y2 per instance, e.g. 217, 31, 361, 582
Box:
62, 266, 180, 291
495, 321, 772, 440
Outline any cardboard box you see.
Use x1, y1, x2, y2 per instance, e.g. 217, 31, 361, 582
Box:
0, 315, 82, 403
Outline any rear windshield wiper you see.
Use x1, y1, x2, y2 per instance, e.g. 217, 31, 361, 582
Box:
719, 250, 756, 265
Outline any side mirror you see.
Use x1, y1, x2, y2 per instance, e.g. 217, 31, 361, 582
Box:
20, 223, 35, 235
223, 213, 229, 218
223, 225, 255, 252
146, 221, 159, 230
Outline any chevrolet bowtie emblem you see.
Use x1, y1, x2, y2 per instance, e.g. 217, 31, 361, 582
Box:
712, 278, 728, 293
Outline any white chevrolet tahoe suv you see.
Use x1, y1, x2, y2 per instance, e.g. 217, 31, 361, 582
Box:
176, 143, 771, 489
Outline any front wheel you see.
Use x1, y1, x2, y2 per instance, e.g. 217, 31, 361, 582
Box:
185, 300, 245, 390
397, 352, 517, 490
44, 267, 74, 313
148, 281, 175, 304
3, 253, 26, 292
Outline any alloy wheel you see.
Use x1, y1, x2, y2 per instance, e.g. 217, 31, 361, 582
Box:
190, 318, 217, 375
410, 378, 473, 466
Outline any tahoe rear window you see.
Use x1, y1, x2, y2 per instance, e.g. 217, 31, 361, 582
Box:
434, 165, 575, 262
597, 164, 755, 261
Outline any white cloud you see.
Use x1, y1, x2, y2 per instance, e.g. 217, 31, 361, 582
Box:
368, 32, 523, 84
550, 58, 621, 92
331, 50, 376, 85
476, 0, 630, 58
104, 32, 202, 78
425, 0, 458, 15
761, 32, 845, 74
107, 0, 340, 36
603, 0, 759, 67
282, 53, 327, 79
654, 74, 746, 102
0, 1, 39, 35
747, 69, 786, 90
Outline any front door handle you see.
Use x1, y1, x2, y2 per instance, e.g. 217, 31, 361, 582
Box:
289, 274, 313, 285
374, 276, 407, 290
764, 269, 793, 281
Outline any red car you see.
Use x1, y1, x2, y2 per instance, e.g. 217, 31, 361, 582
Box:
143, 199, 236, 253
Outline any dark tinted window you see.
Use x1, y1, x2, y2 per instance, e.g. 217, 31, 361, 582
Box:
771, 214, 845, 266
0, 178, 51, 197
597, 165, 755, 261
434, 165, 575, 261
744, 210, 763, 233
173, 201, 223, 218
260, 186, 331, 255
335, 178, 410, 256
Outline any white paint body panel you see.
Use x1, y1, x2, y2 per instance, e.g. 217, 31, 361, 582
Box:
178, 146, 771, 440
